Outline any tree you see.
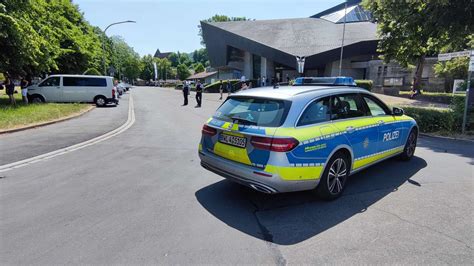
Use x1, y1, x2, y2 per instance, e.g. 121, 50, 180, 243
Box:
111, 36, 141, 81
179, 52, 192, 67
140, 54, 157, 80
194, 63, 205, 73
167, 52, 179, 67
198, 15, 250, 46
363, 0, 474, 91
157, 58, 172, 80
192, 48, 209, 66
177, 64, 191, 80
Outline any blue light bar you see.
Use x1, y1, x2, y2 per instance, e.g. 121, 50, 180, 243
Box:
294, 76, 356, 86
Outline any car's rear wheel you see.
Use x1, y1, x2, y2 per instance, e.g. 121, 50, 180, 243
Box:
94, 96, 107, 107
399, 129, 417, 161
31, 95, 45, 103
316, 151, 350, 200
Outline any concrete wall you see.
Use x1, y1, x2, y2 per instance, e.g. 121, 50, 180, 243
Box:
367, 57, 445, 92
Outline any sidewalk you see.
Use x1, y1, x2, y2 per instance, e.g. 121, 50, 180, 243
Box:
374, 93, 450, 109
0, 94, 130, 166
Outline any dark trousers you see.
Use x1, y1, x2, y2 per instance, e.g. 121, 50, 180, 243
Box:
196, 91, 202, 106
183, 89, 188, 105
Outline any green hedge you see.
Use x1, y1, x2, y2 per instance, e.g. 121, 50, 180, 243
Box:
355, 80, 373, 91
204, 79, 240, 93
402, 96, 466, 133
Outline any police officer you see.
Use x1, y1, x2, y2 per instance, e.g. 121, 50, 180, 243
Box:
195, 81, 202, 107
182, 80, 189, 106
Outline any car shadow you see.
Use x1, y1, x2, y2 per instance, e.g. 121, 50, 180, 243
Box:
195, 156, 427, 245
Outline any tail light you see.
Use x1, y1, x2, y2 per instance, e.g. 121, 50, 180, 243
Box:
202, 124, 217, 136
250, 136, 299, 152
112, 88, 116, 98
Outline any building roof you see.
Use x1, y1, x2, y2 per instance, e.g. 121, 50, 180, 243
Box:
206, 18, 377, 58
154, 49, 171, 59
186, 71, 218, 80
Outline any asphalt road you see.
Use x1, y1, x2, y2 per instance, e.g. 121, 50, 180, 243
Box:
1, 87, 473, 264
0, 94, 129, 165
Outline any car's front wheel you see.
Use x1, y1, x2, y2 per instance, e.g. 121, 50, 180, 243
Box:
399, 129, 417, 161
30, 95, 45, 103
316, 151, 350, 200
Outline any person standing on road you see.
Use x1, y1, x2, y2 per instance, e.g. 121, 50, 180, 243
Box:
195, 81, 202, 108
5, 75, 16, 107
219, 80, 224, 100
226, 80, 232, 97
182, 80, 189, 106
20, 76, 29, 104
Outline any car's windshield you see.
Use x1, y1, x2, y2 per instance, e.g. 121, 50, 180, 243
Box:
213, 97, 290, 127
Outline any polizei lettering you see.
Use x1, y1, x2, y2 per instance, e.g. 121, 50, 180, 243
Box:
383, 131, 400, 142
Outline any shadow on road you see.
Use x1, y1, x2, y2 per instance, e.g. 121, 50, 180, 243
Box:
417, 136, 474, 164
195, 156, 427, 245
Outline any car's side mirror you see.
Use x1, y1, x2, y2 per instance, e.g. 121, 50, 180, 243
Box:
392, 107, 404, 116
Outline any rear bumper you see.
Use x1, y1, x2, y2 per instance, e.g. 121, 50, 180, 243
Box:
199, 150, 319, 193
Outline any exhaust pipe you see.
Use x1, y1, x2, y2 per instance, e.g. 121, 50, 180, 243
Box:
249, 183, 274, 194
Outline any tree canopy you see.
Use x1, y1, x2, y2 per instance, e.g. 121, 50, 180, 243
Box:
0, 0, 140, 81
363, 0, 474, 90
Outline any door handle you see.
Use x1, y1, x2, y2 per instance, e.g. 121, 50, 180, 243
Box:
346, 126, 355, 133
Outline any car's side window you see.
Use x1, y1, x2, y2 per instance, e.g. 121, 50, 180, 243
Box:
330, 94, 367, 120
363, 96, 388, 116
39, 77, 60, 87
297, 97, 331, 126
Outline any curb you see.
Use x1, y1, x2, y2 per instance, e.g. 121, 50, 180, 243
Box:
419, 133, 474, 143
0, 105, 95, 135
0, 96, 135, 172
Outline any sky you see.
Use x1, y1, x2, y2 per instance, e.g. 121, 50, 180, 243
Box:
74, 0, 343, 56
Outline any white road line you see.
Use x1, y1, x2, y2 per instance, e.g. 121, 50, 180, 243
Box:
0, 95, 136, 173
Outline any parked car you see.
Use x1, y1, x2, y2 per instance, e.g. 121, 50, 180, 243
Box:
199, 85, 418, 199
27, 75, 118, 107
119, 82, 132, 91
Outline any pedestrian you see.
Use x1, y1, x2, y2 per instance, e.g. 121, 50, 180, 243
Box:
182, 80, 189, 106
226, 80, 232, 97
20, 76, 29, 104
113, 80, 119, 105
219, 80, 224, 100
262, 76, 266, 87
195, 81, 202, 107
5, 75, 16, 107
410, 76, 421, 99
240, 82, 248, 91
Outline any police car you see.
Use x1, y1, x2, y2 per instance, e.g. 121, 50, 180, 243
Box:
199, 79, 418, 199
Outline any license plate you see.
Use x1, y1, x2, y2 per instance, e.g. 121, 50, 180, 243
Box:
219, 134, 247, 148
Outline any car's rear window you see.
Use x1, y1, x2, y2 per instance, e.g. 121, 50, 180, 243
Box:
213, 97, 290, 127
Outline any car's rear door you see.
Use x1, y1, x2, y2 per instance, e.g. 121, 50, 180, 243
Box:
201, 97, 291, 168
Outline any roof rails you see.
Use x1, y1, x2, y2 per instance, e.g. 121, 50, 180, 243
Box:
293, 76, 356, 87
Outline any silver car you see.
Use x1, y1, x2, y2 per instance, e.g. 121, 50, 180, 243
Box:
199, 86, 418, 199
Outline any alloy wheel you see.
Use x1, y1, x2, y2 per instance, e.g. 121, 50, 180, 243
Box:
327, 158, 347, 195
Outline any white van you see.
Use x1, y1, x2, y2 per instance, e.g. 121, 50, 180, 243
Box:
27, 75, 118, 107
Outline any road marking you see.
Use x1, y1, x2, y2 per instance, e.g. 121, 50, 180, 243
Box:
0, 95, 136, 173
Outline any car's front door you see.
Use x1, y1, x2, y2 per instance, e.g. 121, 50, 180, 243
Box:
361, 94, 403, 153
329, 93, 378, 170
38, 76, 62, 102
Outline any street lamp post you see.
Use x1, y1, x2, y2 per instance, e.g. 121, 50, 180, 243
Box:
102, 20, 136, 76
338, 1, 348, 76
